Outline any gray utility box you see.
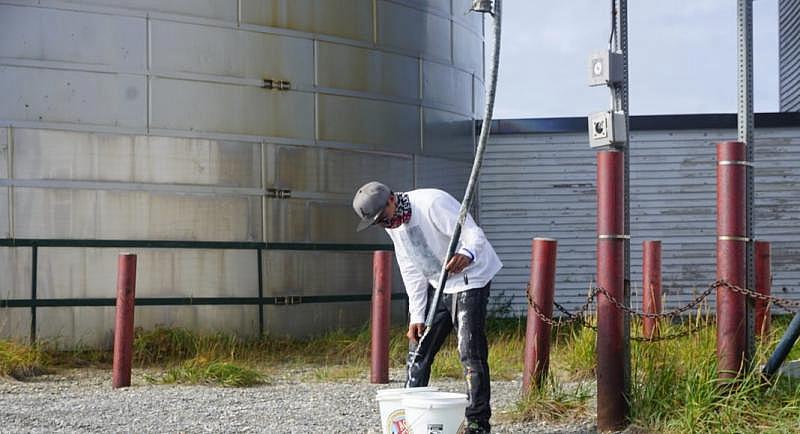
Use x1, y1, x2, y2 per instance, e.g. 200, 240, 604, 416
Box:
588, 51, 623, 87
588, 111, 627, 148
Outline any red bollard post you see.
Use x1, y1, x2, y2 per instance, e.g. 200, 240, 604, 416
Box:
596, 150, 627, 431
642, 241, 662, 339
370, 251, 393, 384
112, 253, 137, 388
522, 237, 557, 393
716, 141, 747, 379
755, 241, 771, 339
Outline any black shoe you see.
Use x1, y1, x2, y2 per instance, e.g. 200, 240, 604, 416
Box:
464, 420, 491, 434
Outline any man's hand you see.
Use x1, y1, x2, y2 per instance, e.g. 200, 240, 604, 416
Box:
445, 253, 472, 274
407, 323, 426, 343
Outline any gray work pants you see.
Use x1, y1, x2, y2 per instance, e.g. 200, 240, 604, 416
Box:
406, 283, 492, 427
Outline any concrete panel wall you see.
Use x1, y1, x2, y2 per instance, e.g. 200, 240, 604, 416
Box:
0, 4, 146, 70
37, 248, 257, 298
0, 248, 32, 300
151, 20, 314, 86
14, 189, 262, 241
150, 78, 315, 139
0, 66, 146, 129
13, 129, 261, 187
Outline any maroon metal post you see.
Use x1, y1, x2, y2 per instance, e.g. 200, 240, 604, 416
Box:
755, 241, 771, 339
716, 141, 747, 379
596, 150, 627, 430
522, 237, 557, 393
112, 253, 137, 388
642, 241, 662, 339
370, 250, 393, 384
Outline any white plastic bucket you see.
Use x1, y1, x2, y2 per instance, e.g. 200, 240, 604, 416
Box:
376, 387, 438, 434
401, 391, 468, 434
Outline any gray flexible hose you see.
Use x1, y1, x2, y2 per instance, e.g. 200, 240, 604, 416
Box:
422, 0, 502, 329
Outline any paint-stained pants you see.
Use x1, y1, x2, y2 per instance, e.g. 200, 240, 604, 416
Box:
406, 283, 491, 427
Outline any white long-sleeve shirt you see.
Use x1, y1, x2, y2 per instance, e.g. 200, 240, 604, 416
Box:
385, 189, 503, 324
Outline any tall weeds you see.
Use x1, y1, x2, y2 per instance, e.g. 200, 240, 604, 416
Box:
0, 339, 48, 379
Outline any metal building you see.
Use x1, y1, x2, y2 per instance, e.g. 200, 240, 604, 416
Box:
0, 0, 485, 347
780, 0, 800, 111
480, 113, 800, 316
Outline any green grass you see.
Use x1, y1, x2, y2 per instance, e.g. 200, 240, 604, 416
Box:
514, 376, 593, 422
627, 316, 800, 433
551, 321, 597, 381
0, 339, 48, 379
160, 357, 265, 387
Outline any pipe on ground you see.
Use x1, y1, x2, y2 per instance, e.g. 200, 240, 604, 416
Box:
596, 150, 627, 430
716, 141, 747, 379
763, 310, 800, 378
371, 251, 393, 384
522, 237, 557, 393
642, 240, 662, 340
112, 253, 137, 389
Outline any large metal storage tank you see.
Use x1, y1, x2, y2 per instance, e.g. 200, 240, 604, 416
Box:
0, 0, 485, 347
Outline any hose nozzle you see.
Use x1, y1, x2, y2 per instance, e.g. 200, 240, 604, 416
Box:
471, 0, 493, 14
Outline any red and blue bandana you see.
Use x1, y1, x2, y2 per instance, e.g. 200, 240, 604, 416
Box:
384, 192, 411, 229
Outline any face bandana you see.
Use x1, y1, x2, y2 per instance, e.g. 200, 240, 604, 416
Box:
384, 192, 411, 229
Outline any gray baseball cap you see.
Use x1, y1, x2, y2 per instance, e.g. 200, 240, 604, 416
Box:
352, 181, 391, 232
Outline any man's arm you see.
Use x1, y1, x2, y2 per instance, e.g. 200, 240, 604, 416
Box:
393, 243, 429, 330
428, 192, 487, 269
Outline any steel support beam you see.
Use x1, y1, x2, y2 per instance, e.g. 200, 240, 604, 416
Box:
737, 0, 756, 369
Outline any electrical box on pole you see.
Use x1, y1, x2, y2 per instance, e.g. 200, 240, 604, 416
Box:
589, 51, 623, 87
589, 111, 627, 148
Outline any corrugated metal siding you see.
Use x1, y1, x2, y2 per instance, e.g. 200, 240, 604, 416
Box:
780, 0, 800, 111
480, 127, 800, 316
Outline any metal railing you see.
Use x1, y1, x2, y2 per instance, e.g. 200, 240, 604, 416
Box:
0, 238, 402, 342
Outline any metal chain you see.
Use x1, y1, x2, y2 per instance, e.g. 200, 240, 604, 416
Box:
717, 280, 800, 311
525, 279, 800, 342
593, 282, 716, 320
525, 283, 598, 328
527, 292, 709, 342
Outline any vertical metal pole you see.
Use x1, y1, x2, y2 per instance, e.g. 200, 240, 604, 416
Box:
754, 241, 771, 339
112, 253, 137, 388
642, 241, 662, 340
611, 0, 631, 427
257, 248, 264, 337
370, 251, 392, 384
30, 245, 37, 344
737, 0, 756, 367
522, 238, 557, 393
717, 142, 747, 379
596, 150, 627, 431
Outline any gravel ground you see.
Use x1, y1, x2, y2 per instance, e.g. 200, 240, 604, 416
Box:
0, 368, 597, 433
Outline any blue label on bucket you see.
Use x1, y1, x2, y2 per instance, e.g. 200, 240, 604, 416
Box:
427, 423, 444, 434
387, 409, 409, 434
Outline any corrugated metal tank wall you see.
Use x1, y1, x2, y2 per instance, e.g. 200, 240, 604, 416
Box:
480, 118, 800, 317
780, 0, 800, 111
0, 0, 485, 346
